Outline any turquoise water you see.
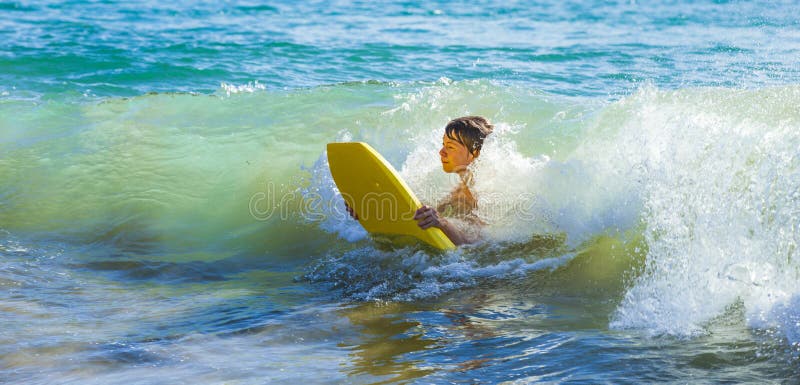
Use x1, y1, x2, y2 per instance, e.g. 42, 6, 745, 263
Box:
2, 1, 800, 383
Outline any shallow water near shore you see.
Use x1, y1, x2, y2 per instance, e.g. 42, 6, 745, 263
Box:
3, 1, 800, 383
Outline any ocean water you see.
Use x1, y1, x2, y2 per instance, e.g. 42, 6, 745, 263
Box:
2, 0, 800, 383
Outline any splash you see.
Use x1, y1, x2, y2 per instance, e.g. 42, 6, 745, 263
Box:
304, 245, 573, 302
607, 86, 800, 343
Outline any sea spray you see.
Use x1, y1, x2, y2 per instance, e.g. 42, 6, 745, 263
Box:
608, 86, 800, 343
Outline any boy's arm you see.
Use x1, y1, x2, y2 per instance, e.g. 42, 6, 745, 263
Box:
436, 217, 470, 246
414, 205, 479, 246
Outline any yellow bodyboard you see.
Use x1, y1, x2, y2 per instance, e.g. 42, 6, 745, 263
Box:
327, 142, 456, 250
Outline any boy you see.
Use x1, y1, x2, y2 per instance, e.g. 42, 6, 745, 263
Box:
412, 116, 493, 245
346, 116, 493, 246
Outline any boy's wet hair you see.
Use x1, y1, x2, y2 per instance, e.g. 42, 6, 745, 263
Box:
445, 116, 494, 156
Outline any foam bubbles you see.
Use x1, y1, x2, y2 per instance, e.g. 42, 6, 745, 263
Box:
302, 133, 369, 243
608, 85, 800, 339
219, 80, 267, 96
305, 245, 573, 302
766, 295, 800, 348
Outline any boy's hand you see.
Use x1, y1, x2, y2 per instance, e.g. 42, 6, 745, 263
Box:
413, 205, 443, 229
345, 202, 358, 220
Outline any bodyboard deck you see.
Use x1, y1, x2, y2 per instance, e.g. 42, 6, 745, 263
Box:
326, 142, 455, 250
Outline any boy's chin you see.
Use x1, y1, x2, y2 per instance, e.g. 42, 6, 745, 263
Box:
441, 164, 466, 174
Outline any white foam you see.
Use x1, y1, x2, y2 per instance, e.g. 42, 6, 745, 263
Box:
219, 80, 266, 96
306, 244, 573, 302
302, 144, 368, 243
398, 114, 640, 247
764, 295, 800, 347
607, 85, 800, 340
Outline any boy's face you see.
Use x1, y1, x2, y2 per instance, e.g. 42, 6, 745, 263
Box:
439, 134, 474, 173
